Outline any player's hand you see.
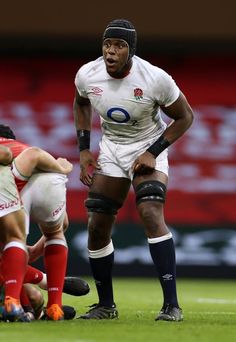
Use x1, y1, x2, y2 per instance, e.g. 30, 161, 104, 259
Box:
79, 150, 100, 186
132, 151, 156, 175
57, 158, 73, 174
27, 245, 42, 263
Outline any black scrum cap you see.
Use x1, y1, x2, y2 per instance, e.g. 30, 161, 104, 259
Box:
103, 19, 137, 60
0, 125, 16, 139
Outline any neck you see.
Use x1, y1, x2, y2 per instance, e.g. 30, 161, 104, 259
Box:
109, 59, 133, 79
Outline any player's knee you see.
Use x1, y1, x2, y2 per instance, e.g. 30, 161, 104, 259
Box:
87, 215, 109, 241
85, 192, 122, 215
26, 285, 44, 319
139, 204, 165, 232
2, 211, 26, 243
40, 221, 64, 237
27, 286, 42, 304
24, 284, 44, 308
62, 213, 69, 232
135, 180, 166, 206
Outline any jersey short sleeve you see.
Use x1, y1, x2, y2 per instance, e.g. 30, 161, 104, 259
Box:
154, 68, 180, 107
74, 64, 90, 98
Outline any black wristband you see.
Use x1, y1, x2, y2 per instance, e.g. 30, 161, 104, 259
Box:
147, 135, 170, 158
77, 129, 90, 152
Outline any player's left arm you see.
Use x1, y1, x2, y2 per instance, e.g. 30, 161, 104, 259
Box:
160, 91, 194, 144
144, 92, 194, 159
132, 92, 194, 174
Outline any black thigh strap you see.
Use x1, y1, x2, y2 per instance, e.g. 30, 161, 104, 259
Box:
135, 180, 166, 205
85, 192, 122, 215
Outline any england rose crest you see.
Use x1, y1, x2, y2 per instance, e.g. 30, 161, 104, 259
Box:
134, 88, 143, 100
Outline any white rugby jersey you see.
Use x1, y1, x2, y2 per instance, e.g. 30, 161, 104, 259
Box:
75, 55, 180, 144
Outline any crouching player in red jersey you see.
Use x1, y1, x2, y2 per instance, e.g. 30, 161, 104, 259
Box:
0, 145, 30, 322
0, 125, 73, 321
0, 144, 72, 322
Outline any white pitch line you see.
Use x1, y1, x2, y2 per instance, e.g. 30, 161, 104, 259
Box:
197, 298, 236, 304
188, 311, 236, 315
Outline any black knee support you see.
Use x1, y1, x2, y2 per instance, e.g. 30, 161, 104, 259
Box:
85, 192, 122, 215
135, 181, 166, 205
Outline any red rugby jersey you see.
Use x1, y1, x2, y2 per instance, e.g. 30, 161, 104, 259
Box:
0, 138, 29, 191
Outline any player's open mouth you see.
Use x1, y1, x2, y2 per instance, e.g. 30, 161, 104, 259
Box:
106, 58, 116, 66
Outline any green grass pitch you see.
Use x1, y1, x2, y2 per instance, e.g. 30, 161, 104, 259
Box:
1, 278, 236, 342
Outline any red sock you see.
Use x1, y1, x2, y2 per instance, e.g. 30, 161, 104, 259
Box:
24, 265, 44, 284
0, 261, 3, 286
1, 242, 28, 299
44, 240, 68, 307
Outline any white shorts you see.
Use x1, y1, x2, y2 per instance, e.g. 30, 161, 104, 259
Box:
96, 135, 169, 180
20, 173, 68, 235
0, 166, 21, 217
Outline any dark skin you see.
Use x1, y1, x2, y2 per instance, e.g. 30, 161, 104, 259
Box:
73, 39, 194, 250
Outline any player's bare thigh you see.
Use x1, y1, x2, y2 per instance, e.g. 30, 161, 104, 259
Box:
39, 212, 68, 237
90, 173, 131, 204
0, 165, 25, 243
0, 165, 22, 217
0, 210, 26, 244
132, 170, 168, 189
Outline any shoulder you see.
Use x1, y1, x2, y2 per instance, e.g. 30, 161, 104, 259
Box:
133, 56, 174, 82
133, 56, 179, 104
75, 57, 104, 80
0, 138, 28, 157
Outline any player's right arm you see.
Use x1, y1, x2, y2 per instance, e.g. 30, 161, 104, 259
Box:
13, 146, 73, 179
73, 88, 99, 186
